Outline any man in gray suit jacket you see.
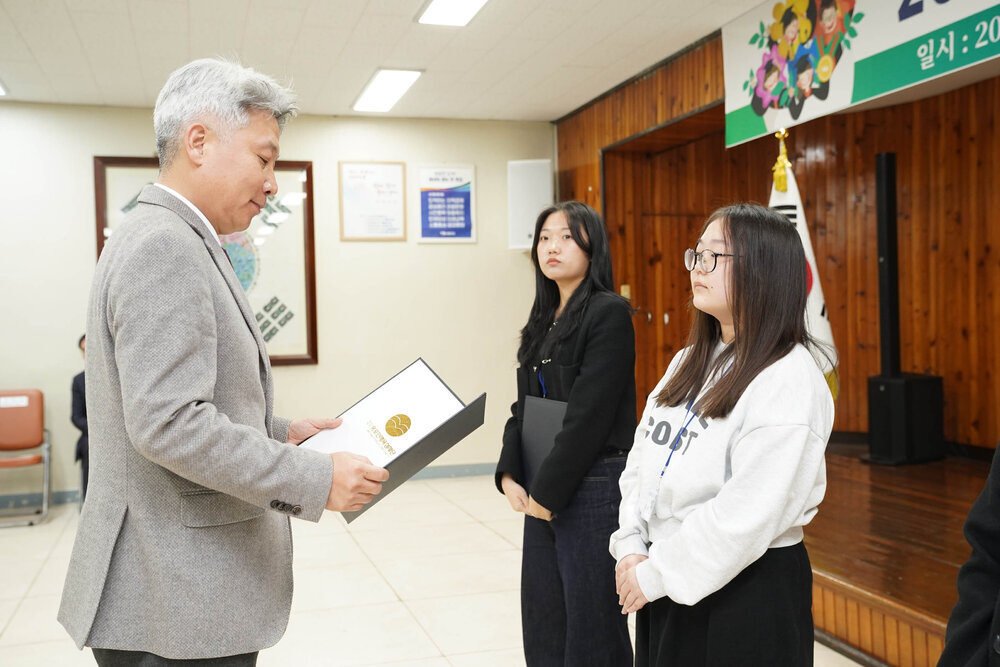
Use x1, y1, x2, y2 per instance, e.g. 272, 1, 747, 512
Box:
58, 58, 390, 665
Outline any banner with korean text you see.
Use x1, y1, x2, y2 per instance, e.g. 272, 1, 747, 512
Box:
723, 0, 1000, 147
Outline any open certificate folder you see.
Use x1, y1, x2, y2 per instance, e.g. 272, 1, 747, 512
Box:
301, 358, 486, 522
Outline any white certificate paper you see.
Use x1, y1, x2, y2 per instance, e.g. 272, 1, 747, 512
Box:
301, 359, 465, 467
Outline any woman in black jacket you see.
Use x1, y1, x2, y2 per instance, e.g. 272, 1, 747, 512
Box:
496, 201, 636, 666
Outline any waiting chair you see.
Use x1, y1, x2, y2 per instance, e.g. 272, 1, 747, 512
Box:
0, 389, 51, 527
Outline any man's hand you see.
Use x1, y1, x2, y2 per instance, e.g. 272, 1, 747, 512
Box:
526, 496, 553, 521
287, 417, 342, 445
501, 473, 528, 513
326, 452, 389, 512
616, 554, 650, 614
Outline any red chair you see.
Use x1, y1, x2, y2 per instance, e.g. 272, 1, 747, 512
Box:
0, 389, 51, 527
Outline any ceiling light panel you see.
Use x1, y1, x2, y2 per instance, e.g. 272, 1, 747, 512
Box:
417, 0, 490, 27
352, 69, 422, 112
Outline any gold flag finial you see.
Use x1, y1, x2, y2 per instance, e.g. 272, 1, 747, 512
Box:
772, 128, 791, 193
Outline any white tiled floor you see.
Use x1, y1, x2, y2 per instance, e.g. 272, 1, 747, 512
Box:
0, 476, 862, 666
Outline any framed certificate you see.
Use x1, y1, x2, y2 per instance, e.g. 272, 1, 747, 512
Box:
338, 161, 407, 241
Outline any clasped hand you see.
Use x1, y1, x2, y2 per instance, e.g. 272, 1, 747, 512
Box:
287, 417, 390, 512
500, 474, 552, 521
616, 554, 650, 614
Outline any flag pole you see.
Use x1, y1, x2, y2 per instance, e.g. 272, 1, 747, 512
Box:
772, 128, 790, 193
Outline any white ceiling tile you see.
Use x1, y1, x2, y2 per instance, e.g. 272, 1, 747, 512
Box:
301, 0, 366, 29
71, 11, 138, 60
473, 0, 539, 27
0, 20, 31, 62
0, 0, 761, 120
426, 46, 487, 73
65, 0, 128, 13
0, 82, 55, 101
128, 0, 187, 35
189, 0, 250, 58
386, 24, 455, 68
0, 58, 55, 98
337, 12, 411, 67
287, 26, 351, 73
47, 74, 105, 104
514, 7, 571, 39
366, 0, 424, 17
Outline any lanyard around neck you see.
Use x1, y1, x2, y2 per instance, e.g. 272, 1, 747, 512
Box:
658, 400, 698, 478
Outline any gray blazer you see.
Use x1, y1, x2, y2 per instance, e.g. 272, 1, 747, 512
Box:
58, 185, 333, 659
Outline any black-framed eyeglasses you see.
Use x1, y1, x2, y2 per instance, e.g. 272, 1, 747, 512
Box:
684, 248, 736, 273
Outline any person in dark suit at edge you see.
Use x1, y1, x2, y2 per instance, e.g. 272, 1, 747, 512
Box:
71, 334, 89, 504
939, 446, 1000, 666
58, 58, 389, 666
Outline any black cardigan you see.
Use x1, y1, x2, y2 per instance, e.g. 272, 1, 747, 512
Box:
940, 446, 1000, 666
495, 291, 637, 514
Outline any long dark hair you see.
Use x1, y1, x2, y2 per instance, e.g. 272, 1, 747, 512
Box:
657, 203, 829, 418
516, 201, 621, 365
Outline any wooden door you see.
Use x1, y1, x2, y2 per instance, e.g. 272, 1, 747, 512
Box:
631, 213, 705, 401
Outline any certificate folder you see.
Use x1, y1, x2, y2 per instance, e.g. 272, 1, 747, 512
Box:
521, 395, 567, 493
300, 358, 486, 523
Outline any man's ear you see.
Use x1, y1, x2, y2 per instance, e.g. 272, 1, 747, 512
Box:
183, 123, 209, 166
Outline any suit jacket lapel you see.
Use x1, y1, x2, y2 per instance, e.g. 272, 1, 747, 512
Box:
136, 186, 272, 379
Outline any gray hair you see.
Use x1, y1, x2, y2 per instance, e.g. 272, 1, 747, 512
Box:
153, 58, 298, 168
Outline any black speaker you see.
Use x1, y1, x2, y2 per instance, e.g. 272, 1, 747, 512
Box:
867, 152, 945, 464
868, 375, 944, 464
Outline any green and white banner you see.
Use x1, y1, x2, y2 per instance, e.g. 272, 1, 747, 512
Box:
723, 0, 1000, 147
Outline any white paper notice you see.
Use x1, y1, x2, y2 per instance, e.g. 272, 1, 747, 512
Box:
300, 360, 465, 468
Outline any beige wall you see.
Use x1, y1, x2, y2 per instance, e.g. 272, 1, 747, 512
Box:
0, 102, 554, 499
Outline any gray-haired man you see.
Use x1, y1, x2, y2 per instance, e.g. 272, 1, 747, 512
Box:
58, 58, 389, 666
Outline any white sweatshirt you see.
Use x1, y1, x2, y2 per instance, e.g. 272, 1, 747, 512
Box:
610, 342, 834, 606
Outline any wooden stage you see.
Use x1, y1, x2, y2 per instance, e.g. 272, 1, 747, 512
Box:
806, 442, 991, 666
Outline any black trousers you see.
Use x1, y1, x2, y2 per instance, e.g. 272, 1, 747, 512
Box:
520, 455, 632, 666
635, 541, 814, 667
92, 648, 258, 666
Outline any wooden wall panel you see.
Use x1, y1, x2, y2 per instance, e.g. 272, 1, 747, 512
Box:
561, 32, 1000, 448
557, 38, 724, 206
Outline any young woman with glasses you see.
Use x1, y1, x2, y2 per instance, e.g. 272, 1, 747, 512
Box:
496, 201, 636, 666
611, 203, 835, 666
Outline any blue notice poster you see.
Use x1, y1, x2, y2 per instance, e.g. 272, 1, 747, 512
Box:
419, 166, 475, 243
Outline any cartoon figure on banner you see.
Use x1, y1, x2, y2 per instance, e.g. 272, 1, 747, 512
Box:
771, 0, 812, 63
788, 49, 828, 120
814, 0, 856, 81
750, 46, 789, 116
741, 0, 863, 122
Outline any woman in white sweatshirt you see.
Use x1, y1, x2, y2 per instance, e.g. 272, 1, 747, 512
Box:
611, 203, 835, 666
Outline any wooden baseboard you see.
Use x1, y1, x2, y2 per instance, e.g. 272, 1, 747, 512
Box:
814, 571, 945, 667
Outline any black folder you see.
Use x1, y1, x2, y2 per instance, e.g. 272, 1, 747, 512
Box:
340, 389, 487, 524
521, 395, 567, 493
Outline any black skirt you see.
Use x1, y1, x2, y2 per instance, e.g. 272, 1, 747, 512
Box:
635, 541, 814, 667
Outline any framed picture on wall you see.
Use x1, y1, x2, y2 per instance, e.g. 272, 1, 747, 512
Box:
338, 161, 407, 241
93, 156, 319, 366
417, 164, 476, 244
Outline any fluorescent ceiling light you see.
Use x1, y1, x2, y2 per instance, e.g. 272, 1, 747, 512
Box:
352, 69, 422, 113
0, 79, 6, 96
418, 0, 489, 26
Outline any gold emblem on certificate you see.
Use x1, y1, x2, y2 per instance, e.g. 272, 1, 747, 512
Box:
385, 414, 412, 437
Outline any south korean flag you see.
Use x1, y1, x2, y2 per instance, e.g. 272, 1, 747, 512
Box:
770, 168, 840, 399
